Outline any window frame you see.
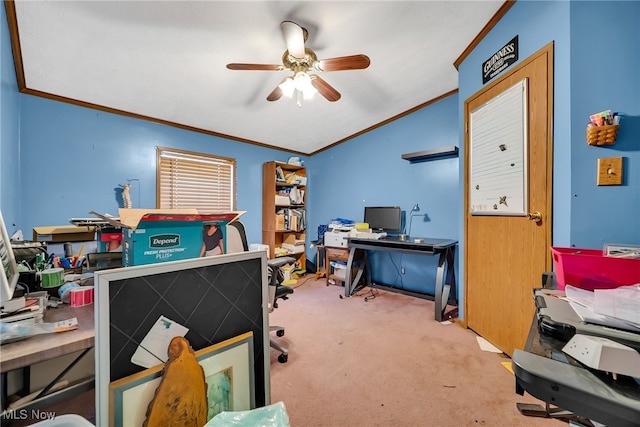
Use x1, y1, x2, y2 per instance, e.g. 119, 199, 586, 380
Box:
156, 146, 237, 212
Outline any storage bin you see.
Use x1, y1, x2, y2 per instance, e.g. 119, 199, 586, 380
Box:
551, 247, 640, 290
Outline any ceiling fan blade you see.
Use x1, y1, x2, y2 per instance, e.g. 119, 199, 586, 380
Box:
267, 84, 284, 102
226, 63, 282, 71
310, 75, 341, 102
317, 54, 371, 72
280, 21, 305, 59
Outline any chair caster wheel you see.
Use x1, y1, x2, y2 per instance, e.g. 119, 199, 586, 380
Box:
276, 330, 285, 337
278, 354, 288, 363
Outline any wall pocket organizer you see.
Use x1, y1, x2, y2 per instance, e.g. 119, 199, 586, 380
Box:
586, 124, 619, 146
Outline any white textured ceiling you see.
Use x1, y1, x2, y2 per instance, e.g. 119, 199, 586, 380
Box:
10, 1, 504, 154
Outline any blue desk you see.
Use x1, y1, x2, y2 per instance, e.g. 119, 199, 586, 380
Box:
344, 237, 457, 321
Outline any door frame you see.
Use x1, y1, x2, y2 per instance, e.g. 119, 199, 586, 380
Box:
460, 42, 554, 329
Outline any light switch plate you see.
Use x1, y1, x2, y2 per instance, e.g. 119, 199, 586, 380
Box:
597, 156, 623, 186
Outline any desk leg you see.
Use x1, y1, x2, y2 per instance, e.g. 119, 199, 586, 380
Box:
315, 246, 326, 280
434, 247, 456, 322
34, 347, 92, 400
344, 248, 369, 297
344, 248, 357, 297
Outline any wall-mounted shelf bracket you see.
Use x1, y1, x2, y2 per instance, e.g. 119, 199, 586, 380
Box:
401, 146, 459, 163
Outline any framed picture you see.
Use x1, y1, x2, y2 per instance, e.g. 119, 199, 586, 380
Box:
109, 331, 255, 427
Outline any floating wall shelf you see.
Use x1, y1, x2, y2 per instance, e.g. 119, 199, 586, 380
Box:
402, 146, 459, 163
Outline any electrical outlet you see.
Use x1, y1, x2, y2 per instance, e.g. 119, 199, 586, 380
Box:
401, 267, 405, 274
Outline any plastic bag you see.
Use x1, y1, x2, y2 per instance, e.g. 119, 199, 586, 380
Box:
205, 401, 290, 427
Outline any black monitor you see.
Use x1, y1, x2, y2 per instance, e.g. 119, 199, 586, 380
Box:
364, 206, 402, 233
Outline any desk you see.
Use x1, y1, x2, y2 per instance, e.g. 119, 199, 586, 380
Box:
1, 305, 94, 413
513, 314, 640, 426
344, 237, 457, 321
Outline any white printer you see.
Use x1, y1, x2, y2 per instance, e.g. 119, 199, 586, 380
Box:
324, 225, 352, 248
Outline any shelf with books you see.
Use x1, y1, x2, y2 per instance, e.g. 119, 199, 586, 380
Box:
263, 162, 307, 271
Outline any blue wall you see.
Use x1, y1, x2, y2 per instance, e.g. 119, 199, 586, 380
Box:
456, 0, 640, 316
569, 0, 640, 247
0, 2, 21, 229
2, 1, 639, 312
17, 95, 303, 244
307, 94, 460, 294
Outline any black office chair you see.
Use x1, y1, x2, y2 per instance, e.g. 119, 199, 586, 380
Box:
225, 221, 295, 363
267, 256, 295, 363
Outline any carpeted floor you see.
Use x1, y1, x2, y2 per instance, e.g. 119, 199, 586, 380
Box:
4, 278, 562, 427
269, 279, 561, 427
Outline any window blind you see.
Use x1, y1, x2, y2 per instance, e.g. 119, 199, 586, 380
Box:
156, 147, 236, 211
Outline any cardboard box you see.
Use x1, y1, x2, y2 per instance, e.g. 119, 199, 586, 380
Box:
112, 209, 244, 267
97, 227, 123, 252
33, 225, 97, 243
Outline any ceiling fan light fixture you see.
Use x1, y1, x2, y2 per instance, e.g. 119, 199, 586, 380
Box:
302, 85, 317, 100
278, 77, 295, 98
293, 72, 312, 91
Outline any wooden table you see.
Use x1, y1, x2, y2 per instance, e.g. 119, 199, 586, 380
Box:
1, 304, 94, 412
325, 246, 349, 286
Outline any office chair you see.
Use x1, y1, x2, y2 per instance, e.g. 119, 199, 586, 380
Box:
225, 221, 295, 363
267, 256, 295, 363
225, 220, 249, 254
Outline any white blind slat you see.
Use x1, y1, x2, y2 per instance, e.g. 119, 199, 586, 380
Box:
157, 147, 235, 211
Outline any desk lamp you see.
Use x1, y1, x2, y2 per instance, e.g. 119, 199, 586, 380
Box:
407, 203, 420, 237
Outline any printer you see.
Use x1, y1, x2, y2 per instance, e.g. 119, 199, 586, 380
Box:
324, 225, 352, 248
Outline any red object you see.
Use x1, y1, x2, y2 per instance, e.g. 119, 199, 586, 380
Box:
69, 286, 94, 307
99, 232, 122, 242
551, 247, 640, 291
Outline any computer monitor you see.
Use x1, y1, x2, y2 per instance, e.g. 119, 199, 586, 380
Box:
364, 206, 402, 233
0, 211, 19, 306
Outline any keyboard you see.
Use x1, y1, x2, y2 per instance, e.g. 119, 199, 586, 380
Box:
353, 231, 387, 240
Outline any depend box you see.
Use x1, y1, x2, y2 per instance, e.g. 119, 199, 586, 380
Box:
115, 209, 244, 267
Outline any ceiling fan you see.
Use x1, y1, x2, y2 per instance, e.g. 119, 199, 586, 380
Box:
226, 21, 370, 106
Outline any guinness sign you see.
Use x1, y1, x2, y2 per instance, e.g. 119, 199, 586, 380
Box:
482, 36, 518, 84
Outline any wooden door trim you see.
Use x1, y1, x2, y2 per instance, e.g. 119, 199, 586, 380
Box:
460, 42, 554, 330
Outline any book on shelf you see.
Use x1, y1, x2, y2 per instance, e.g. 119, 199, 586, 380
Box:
276, 208, 306, 232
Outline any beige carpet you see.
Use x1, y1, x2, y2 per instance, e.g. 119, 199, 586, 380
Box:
269, 279, 561, 427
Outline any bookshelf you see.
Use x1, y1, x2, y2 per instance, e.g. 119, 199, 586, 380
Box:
262, 161, 307, 273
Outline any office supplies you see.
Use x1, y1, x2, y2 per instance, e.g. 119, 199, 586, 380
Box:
565, 285, 640, 333
351, 230, 387, 240
562, 334, 640, 378
40, 268, 64, 289
514, 307, 640, 427
534, 288, 640, 351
